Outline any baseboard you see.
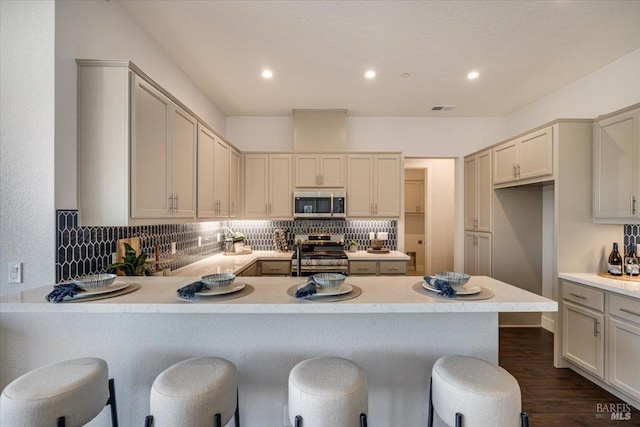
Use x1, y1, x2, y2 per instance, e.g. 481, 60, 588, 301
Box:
499, 324, 542, 328
541, 315, 555, 333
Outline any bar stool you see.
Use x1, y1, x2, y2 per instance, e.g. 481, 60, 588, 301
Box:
428, 355, 529, 427
288, 356, 368, 427
145, 357, 239, 427
0, 357, 118, 427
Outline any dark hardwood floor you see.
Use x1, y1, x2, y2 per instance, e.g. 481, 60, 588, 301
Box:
499, 327, 639, 426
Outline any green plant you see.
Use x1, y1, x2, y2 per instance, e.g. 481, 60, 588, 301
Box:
348, 240, 358, 247
107, 243, 153, 276
227, 228, 245, 242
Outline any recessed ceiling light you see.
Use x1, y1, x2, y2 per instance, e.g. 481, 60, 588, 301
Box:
467, 71, 479, 80
364, 70, 376, 79
262, 69, 273, 79
400, 72, 410, 78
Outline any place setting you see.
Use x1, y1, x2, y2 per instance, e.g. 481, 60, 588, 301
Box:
46, 274, 139, 303
413, 272, 494, 300
287, 273, 362, 302
176, 273, 254, 302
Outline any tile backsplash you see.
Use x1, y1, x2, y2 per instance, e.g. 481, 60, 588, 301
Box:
624, 224, 639, 251
56, 211, 398, 282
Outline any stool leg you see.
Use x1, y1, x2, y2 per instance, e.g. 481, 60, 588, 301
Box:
521, 412, 529, 427
214, 413, 222, 427
294, 415, 302, 427
427, 377, 434, 427
56, 416, 66, 427
360, 413, 367, 427
235, 388, 241, 427
107, 378, 119, 427
455, 412, 462, 427
144, 415, 153, 427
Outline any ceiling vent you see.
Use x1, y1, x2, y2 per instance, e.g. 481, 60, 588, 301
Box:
431, 105, 457, 111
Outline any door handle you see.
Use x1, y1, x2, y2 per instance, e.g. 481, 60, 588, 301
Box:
175, 194, 179, 212
594, 319, 600, 337
631, 195, 636, 215
513, 164, 517, 178
517, 164, 521, 178
169, 194, 174, 212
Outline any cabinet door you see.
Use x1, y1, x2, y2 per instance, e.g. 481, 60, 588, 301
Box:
607, 317, 640, 400
594, 109, 639, 221
518, 126, 553, 181
229, 149, 240, 217
562, 301, 605, 379
493, 141, 518, 185
170, 105, 197, 218
294, 154, 320, 187
269, 154, 293, 218
131, 76, 171, 218
405, 181, 421, 214
464, 232, 478, 275
213, 137, 229, 217
347, 155, 374, 216
476, 232, 492, 276
197, 125, 216, 218
244, 154, 269, 217
320, 154, 345, 187
476, 151, 492, 232
374, 154, 401, 216
464, 157, 477, 229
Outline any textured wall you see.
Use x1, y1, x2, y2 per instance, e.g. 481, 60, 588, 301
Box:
0, 0, 56, 297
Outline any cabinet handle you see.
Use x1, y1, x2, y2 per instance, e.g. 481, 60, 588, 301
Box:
175, 194, 179, 212
169, 194, 174, 212
370, 204, 374, 215
321, 174, 324, 185
265, 204, 268, 214
387, 267, 400, 271
620, 307, 640, 317
569, 292, 587, 300
357, 268, 369, 271
513, 164, 517, 178
632, 196, 637, 215
594, 319, 599, 337
231, 201, 234, 214
375, 204, 378, 215
517, 164, 521, 178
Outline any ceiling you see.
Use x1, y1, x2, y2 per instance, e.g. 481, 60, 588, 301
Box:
118, 0, 640, 118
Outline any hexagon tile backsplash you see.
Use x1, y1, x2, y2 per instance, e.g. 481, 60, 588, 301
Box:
55, 210, 398, 283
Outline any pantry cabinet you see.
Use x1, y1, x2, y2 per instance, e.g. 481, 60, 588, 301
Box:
78, 61, 199, 225
294, 154, 345, 187
593, 105, 640, 224
493, 126, 553, 187
464, 232, 492, 276
347, 154, 401, 217
464, 150, 492, 231
244, 154, 293, 218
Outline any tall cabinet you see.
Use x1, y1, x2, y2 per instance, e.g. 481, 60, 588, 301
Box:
463, 149, 492, 275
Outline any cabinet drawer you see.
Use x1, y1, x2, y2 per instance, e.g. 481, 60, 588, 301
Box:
379, 261, 407, 275
562, 281, 605, 312
260, 261, 291, 275
350, 261, 377, 275
609, 294, 640, 325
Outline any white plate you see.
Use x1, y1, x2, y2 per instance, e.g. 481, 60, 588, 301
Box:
195, 283, 245, 297
297, 283, 353, 297
74, 282, 129, 296
422, 281, 481, 296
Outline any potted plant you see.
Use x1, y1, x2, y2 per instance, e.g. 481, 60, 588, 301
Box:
107, 243, 153, 276
347, 240, 358, 252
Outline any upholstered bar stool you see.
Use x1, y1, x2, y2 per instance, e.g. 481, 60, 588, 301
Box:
288, 356, 368, 427
0, 357, 118, 427
428, 355, 529, 427
145, 357, 239, 427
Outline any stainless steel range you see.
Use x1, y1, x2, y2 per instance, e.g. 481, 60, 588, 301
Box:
291, 234, 349, 276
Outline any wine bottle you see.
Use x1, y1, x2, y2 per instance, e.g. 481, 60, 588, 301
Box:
624, 244, 639, 276
608, 242, 623, 276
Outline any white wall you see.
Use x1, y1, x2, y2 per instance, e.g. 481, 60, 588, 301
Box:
0, 0, 56, 296
506, 48, 640, 137
55, 0, 226, 209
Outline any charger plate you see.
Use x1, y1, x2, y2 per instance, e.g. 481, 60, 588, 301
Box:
286, 284, 362, 302
176, 284, 254, 302
412, 282, 494, 301
52, 283, 140, 303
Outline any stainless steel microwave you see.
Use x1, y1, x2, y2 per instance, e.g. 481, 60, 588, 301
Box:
293, 190, 346, 218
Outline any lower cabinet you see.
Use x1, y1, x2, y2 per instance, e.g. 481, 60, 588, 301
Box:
260, 260, 292, 276
464, 232, 492, 276
561, 280, 640, 404
349, 260, 408, 276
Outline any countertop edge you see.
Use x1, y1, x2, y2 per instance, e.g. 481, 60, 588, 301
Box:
559, 273, 640, 299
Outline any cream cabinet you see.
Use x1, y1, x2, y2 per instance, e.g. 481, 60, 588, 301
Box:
78, 60, 202, 226
294, 154, 345, 187
593, 105, 640, 223
404, 181, 425, 214
562, 300, 605, 379
197, 125, 232, 218
347, 154, 401, 217
607, 295, 640, 401
229, 148, 240, 217
493, 126, 553, 186
464, 232, 491, 276
244, 154, 293, 218
464, 150, 492, 231
349, 260, 408, 276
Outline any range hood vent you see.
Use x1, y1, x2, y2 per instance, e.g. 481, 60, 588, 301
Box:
431, 105, 457, 111
293, 109, 346, 152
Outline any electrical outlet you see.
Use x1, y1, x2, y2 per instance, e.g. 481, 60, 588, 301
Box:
198, 236, 202, 247
112, 252, 117, 263
171, 242, 177, 254
217, 233, 221, 242
8, 262, 22, 284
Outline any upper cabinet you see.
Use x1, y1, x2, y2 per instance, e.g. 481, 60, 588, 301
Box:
493, 126, 554, 187
244, 154, 293, 218
464, 149, 492, 232
78, 61, 197, 225
347, 154, 401, 217
197, 125, 234, 219
294, 154, 345, 187
593, 105, 640, 224
404, 181, 425, 214
229, 148, 241, 218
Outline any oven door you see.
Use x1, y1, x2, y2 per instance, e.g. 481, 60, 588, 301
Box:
293, 190, 346, 218
291, 264, 349, 277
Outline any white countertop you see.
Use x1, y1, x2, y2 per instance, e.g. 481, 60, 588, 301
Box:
559, 273, 640, 299
172, 250, 293, 276
0, 275, 557, 314
346, 250, 410, 260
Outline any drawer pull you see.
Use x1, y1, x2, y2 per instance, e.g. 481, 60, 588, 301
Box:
387, 267, 400, 271
620, 308, 640, 317
357, 268, 369, 271
569, 293, 587, 300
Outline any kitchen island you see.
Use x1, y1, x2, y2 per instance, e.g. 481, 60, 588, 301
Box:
1, 276, 555, 427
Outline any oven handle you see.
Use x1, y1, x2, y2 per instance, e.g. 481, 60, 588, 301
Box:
330, 192, 334, 217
